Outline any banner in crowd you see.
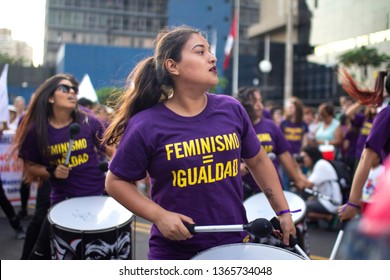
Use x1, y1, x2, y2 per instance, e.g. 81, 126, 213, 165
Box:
0, 130, 37, 206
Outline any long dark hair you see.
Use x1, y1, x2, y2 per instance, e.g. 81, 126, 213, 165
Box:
340, 68, 390, 106
285, 96, 304, 124
237, 87, 259, 123
12, 73, 82, 156
103, 26, 202, 146
302, 144, 323, 167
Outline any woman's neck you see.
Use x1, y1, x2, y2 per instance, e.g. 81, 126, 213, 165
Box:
165, 91, 207, 117
253, 117, 261, 125
49, 109, 74, 128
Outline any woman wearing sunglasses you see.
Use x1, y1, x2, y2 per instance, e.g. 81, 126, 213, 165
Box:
11, 73, 113, 259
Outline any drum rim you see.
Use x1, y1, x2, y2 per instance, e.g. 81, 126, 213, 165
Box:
244, 191, 307, 224
48, 196, 134, 231
49, 215, 134, 233
192, 243, 305, 260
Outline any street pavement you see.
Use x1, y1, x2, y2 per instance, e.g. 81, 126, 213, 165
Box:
0, 205, 341, 260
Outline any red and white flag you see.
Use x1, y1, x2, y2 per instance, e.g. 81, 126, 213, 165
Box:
223, 14, 237, 71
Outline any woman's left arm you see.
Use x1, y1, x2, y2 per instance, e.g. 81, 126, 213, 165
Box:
244, 148, 296, 245
332, 125, 343, 146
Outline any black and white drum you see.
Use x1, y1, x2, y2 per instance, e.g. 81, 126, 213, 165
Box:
244, 191, 309, 255
48, 196, 134, 260
244, 191, 306, 224
191, 243, 305, 260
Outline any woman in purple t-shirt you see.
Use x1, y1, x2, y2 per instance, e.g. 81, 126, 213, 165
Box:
338, 69, 390, 222
103, 26, 296, 260
11, 73, 113, 259
346, 102, 377, 171
237, 87, 306, 198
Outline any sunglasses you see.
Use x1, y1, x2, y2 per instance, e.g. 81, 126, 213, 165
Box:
56, 84, 79, 95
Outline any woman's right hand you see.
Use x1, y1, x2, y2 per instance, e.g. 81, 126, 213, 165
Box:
54, 164, 70, 179
154, 210, 194, 241
338, 203, 358, 221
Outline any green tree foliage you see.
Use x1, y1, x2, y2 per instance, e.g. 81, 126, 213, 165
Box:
338, 46, 390, 80
96, 87, 123, 107
0, 53, 28, 66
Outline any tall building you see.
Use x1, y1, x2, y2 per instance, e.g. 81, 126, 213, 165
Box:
248, 0, 318, 104
44, 0, 262, 95
0, 28, 33, 66
248, 0, 390, 105
44, 0, 168, 67
306, 0, 390, 83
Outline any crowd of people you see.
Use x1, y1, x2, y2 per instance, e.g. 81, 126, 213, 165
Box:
0, 24, 389, 260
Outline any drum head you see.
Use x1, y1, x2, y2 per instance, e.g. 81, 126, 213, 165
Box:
192, 243, 305, 260
244, 191, 306, 224
48, 196, 133, 231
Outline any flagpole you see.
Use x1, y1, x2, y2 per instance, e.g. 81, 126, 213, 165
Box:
232, 0, 240, 97
283, 0, 293, 107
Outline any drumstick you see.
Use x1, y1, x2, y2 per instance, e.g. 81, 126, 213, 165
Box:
64, 123, 81, 166
185, 218, 273, 239
269, 217, 310, 260
329, 221, 348, 260
304, 188, 339, 205
329, 230, 344, 260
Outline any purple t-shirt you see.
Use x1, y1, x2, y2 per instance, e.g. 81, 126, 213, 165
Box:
280, 120, 308, 155
242, 118, 290, 191
344, 130, 358, 159
263, 109, 272, 120
365, 106, 390, 161
109, 93, 261, 260
352, 113, 374, 159
19, 114, 106, 204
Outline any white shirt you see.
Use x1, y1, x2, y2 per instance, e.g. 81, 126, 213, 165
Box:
308, 159, 343, 213
362, 164, 384, 203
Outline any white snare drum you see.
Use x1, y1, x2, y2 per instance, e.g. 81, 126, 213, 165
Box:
191, 243, 305, 260
48, 196, 134, 260
244, 191, 306, 224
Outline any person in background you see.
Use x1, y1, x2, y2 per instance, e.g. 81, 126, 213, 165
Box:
237, 86, 306, 199
337, 95, 354, 120
0, 126, 26, 240
360, 153, 384, 214
346, 102, 377, 173
93, 104, 111, 128
8, 96, 26, 131
271, 106, 284, 127
303, 106, 318, 146
11, 73, 114, 259
296, 145, 343, 222
0, 178, 26, 240
8, 105, 17, 131
338, 113, 358, 175
337, 157, 390, 260
6, 99, 30, 220
19, 180, 51, 259
338, 69, 390, 222
103, 25, 296, 260
314, 102, 343, 160
279, 96, 308, 190
77, 97, 94, 110
262, 99, 274, 120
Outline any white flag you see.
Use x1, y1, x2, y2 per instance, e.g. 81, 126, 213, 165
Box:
78, 74, 99, 103
0, 64, 10, 123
